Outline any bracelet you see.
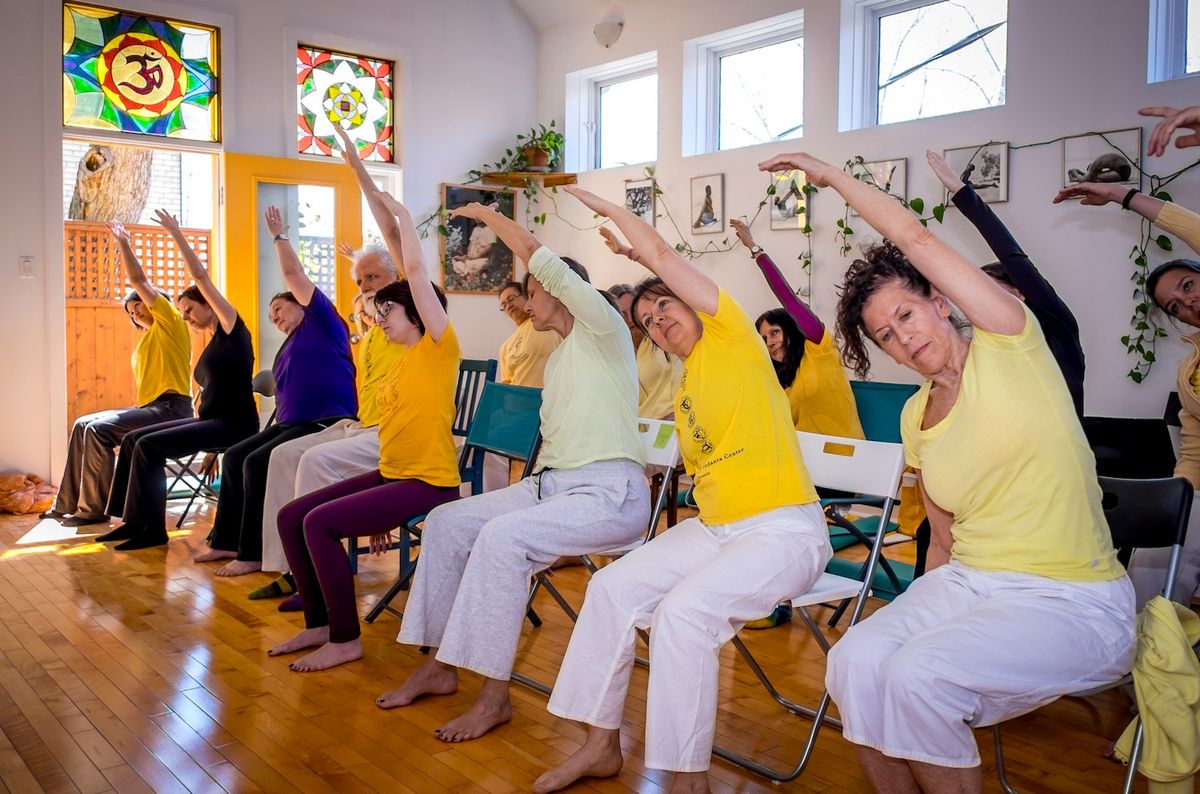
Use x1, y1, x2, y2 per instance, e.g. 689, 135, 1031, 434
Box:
1121, 188, 1140, 210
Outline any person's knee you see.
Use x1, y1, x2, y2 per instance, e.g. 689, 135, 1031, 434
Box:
649, 586, 716, 638
827, 626, 891, 700
472, 516, 525, 559
301, 506, 341, 548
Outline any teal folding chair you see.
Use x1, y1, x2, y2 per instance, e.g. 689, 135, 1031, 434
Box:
849, 379, 919, 443
349, 358, 496, 574
364, 381, 543, 623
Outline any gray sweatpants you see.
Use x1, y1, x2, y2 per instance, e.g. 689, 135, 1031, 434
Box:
397, 459, 649, 680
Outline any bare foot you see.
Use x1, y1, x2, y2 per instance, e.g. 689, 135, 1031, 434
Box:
376, 660, 458, 709
289, 639, 363, 672
533, 729, 623, 793
267, 626, 329, 657
194, 547, 236, 563
434, 684, 512, 742
669, 771, 710, 793
215, 560, 262, 577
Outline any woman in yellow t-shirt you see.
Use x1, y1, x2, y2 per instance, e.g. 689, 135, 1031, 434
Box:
1054, 104, 1200, 608
266, 137, 461, 675
758, 151, 1134, 790
731, 218, 864, 440
45, 221, 192, 528
533, 186, 832, 794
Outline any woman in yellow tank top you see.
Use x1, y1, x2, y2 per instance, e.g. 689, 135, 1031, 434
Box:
758, 150, 1134, 792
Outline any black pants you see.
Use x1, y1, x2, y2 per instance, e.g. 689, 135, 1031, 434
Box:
53, 394, 193, 518
206, 421, 332, 561
105, 417, 259, 541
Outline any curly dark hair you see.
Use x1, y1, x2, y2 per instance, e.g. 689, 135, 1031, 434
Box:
835, 239, 933, 378
755, 308, 806, 389
375, 280, 448, 334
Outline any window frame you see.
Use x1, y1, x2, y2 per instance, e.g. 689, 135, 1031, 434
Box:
1148, 0, 1198, 83
838, 0, 1007, 130
564, 51, 658, 173
682, 10, 805, 156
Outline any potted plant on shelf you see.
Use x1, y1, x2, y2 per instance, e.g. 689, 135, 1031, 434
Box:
517, 121, 565, 172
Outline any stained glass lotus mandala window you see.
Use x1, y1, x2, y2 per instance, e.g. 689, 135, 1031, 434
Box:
297, 45, 394, 163
62, 3, 220, 141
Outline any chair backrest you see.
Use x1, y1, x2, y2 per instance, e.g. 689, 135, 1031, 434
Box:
796, 431, 906, 500
453, 358, 498, 437
849, 380, 919, 443
1099, 476, 1193, 600
636, 417, 681, 470
251, 369, 276, 398
460, 382, 543, 494
1082, 417, 1176, 479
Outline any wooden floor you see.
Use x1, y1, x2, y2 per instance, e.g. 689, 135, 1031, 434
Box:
0, 503, 1148, 793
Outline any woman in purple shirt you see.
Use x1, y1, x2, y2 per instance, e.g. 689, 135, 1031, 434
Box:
195, 206, 357, 576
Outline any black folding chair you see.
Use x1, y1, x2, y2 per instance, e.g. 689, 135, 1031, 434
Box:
993, 475, 1193, 794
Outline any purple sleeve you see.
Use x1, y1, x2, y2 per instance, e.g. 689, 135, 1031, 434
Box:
754, 250, 824, 342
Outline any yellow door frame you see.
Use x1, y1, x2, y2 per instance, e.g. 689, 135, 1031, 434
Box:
221, 153, 362, 366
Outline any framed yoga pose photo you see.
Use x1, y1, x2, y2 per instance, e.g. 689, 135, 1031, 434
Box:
440, 184, 517, 294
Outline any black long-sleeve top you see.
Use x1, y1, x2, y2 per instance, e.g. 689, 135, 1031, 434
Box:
952, 184, 1085, 417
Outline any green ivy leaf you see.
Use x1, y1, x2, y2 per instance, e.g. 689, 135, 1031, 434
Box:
1152, 190, 1173, 202
767, 184, 777, 195
1135, 255, 1147, 266
1144, 350, 1156, 362
802, 225, 813, 234
918, 218, 929, 227
1120, 335, 1131, 345
845, 227, 855, 236
909, 197, 925, 214
1156, 235, 1174, 251
653, 187, 664, 196
437, 224, 449, 236
932, 204, 946, 223
1131, 370, 1144, 383
1136, 321, 1149, 330
674, 243, 684, 252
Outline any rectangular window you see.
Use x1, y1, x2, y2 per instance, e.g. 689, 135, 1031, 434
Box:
564, 52, 658, 172
875, 0, 1006, 126
683, 10, 804, 156
596, 71, 658, 169
1149, 0, 1200, 82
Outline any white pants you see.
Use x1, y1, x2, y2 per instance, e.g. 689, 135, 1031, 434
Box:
261, 420, 380, 572
826, 561, 1136, 768
398, 460, 650, 680
1128, 497, 1200, 609
546, 503, 831, 773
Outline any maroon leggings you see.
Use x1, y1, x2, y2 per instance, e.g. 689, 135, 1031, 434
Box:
277, 470, 459, 643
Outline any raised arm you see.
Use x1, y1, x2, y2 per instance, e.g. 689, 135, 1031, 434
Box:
729, 217, 824, 341
563, 185, 718, 316
759, 152, 1024, 336
378, 192, 448, 341
927, 152, 1065, 319
108, 222, 158, 306
1142, 105, 1200, 157
264, 206, 316, 305
1052, 182, 1200, 256
153, 209, 237, 333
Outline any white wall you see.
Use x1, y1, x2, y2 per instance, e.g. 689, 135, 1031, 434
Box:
534, 0, 1200, 420
0, 0, 537, 478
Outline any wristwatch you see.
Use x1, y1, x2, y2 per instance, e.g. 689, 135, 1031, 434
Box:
273, 233, 288, 242
749, 244, 763, 257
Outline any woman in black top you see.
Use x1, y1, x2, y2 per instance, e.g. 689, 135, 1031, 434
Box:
100, 209, 259, 550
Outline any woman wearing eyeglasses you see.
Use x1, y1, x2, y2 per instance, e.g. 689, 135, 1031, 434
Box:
497, 280, 560, 388
265, 126, 462, 673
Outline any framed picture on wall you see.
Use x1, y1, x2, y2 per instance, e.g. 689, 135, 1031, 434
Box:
849, 158, 906, 216
625, 177, 656, 227
769, 170, 809, 231
439, 183, 517, 294
690, 174, 724, 234
1062, 128, 1142, 189
943, 142, 1008, 203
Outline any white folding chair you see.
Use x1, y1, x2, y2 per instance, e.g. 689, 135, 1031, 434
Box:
512, 417, 683, 695
711, 431, 906, 781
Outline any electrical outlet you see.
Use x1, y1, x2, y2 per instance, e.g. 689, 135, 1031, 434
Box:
18, 256, 33, 279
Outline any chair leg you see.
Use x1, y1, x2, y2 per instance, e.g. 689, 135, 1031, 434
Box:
993, 725, 1019, 794
1121, 721, 1144, 794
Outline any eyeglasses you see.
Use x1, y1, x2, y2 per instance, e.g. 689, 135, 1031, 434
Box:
374, 300, 395, 322
499, 294, 523, 312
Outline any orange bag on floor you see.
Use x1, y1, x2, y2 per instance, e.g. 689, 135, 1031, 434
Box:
0, 473, 57, 515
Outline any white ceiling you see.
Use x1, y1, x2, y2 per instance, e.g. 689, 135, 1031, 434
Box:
511, 0, 623, 32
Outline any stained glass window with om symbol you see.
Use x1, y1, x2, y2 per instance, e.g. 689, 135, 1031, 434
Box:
297, 45, 395, 163
62, 3, 220, 142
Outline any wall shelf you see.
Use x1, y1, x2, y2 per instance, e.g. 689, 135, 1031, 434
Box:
479, 171, 577, 188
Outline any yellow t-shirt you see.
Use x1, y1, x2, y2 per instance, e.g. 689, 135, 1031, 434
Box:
356, 325, 405, 428
132, 293, 192, 407
375, 324, 462, 486
1190, 360, 1200, 399
785, 333, 865, 439
678, 289, 818, 524
636, 336, 683, 419
498, 319, 560, 388
901, 304, 1123, 581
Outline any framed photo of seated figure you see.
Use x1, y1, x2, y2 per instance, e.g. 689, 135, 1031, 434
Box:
943, 142, 1009, 203
440, 183, 517, 294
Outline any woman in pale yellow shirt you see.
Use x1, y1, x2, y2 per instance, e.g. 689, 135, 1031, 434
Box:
45, 221, 193, 527
607, 282, 682, 419
1055, 104, 1200, 608
534, 186, 830, 793
761, 150, 1134, 791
